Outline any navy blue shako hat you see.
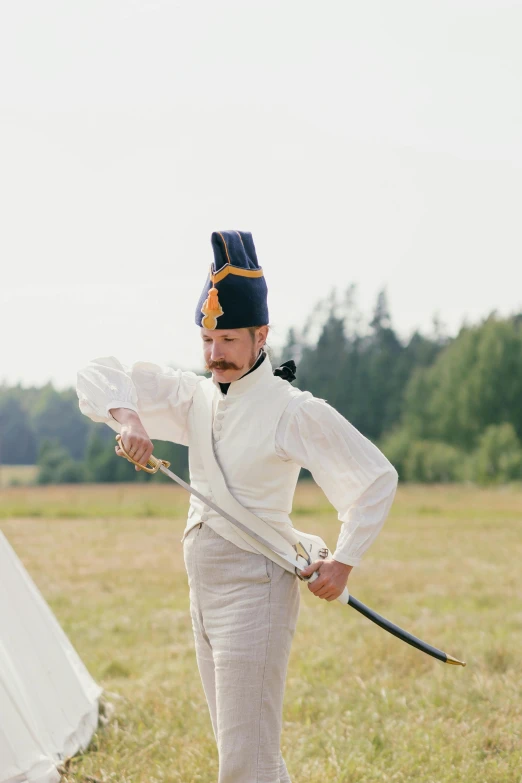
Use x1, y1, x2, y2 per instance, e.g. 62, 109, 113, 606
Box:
195, 231, 269, 329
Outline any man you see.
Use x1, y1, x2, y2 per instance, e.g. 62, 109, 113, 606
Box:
76, 230, 398, 783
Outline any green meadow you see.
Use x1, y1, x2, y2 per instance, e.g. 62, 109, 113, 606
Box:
1, 483, 521, 783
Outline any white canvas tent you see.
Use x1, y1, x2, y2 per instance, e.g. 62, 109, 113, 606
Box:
0, 532, 102, 783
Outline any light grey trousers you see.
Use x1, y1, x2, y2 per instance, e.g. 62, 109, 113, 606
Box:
183, 521, 300, 783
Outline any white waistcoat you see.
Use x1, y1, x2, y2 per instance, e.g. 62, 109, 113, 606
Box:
180, 357, 309, 555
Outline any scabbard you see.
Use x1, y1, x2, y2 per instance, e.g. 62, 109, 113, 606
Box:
347, 596, 465, 666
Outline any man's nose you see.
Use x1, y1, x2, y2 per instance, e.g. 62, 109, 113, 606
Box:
210, 343, 224, 361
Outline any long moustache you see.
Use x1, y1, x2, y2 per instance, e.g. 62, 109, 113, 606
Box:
206, 362, 240, 371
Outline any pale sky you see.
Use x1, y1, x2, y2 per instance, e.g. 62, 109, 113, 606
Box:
1, 0, 521, 388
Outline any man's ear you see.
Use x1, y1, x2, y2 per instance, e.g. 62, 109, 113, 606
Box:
257, 325, 269, 349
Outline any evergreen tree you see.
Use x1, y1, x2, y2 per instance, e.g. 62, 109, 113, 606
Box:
0, 395, 38, 465
31, 385, 92, 459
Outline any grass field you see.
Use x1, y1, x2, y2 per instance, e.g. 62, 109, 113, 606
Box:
1, 482, 521, 783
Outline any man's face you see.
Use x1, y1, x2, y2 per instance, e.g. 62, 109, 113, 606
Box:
201, 326, 268, 384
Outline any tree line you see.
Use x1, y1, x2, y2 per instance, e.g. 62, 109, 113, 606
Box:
2, 286, 522, 485
0, 381, 189, 484
283, 288, 522, 484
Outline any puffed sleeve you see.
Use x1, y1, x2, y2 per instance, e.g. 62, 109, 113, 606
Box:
76, 356, 204, 446
277, 396, 398, 567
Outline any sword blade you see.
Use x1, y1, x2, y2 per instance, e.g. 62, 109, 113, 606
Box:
159, 464, 302, 570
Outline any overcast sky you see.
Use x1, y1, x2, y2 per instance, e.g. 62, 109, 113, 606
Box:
1, 0, 521, 388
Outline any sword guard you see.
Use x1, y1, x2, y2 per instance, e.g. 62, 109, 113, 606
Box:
295, 554, 312, 581
115, 434, 171, 474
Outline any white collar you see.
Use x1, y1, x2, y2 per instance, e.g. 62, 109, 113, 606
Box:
212, 354, 274, 398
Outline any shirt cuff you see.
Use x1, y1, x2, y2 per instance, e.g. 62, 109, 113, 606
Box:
106, 401, 139, 419
332, 549, 361, 568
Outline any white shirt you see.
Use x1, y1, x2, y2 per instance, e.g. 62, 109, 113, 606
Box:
76, 356, 398, 567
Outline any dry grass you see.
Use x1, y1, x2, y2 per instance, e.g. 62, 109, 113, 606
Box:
1, 482, 521, 782
0, 464, 38, 487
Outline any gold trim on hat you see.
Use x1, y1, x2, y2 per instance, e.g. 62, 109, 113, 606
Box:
212, 264, 264, 284
217, 231, 233, 265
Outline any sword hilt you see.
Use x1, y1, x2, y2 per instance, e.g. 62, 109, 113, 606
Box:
115, 434, 171, 474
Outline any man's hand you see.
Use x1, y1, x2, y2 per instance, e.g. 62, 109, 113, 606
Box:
110, 408, 154, 471
299, 558, 353, 602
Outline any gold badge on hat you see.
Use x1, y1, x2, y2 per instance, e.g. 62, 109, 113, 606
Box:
201, 267, 224, 329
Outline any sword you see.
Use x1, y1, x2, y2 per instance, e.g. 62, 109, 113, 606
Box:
115, 435, 466, 667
